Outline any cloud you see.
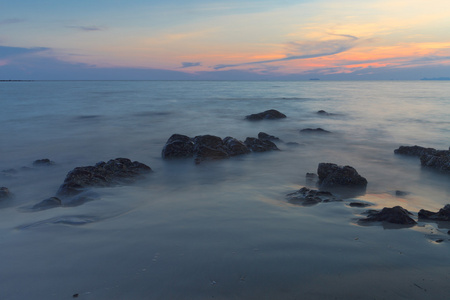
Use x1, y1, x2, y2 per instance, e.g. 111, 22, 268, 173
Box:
0, 18, 25, 25
66, 25, 104, 31
214, 34, 359, 69
180, 62, 202, 68
0, 46, 50, 59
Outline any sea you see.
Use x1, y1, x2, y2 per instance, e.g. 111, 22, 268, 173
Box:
1, 80, 449, 299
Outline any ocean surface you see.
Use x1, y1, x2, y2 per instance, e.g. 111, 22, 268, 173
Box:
1, 81, 449, 299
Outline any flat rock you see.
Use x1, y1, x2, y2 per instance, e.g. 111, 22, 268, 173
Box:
359, 206, 417, 225
245, 109, 287, 121
57, 158, 152, 197
418, 204, 450, 222
244, 137, 279, 152
300, 128, 331, 133
317, 163, 367, 189
286, 187, 340, 206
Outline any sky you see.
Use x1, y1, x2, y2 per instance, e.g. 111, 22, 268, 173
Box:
1, 0, 450, 80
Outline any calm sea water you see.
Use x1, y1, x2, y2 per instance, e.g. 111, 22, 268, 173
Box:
1, 81, 449, 299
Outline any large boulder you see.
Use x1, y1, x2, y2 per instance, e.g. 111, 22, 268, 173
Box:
193, 135, 230, 164
359, 206, 416, 225
161, 134, 194, 159
394, 145, 437, 157
223, 137, 251, 156
245, 109, 287, 121
244, 137, 279, 152
57, 158, 151, 197
317, 163, 367, 189
420, 150, 450, 173
418, 204, 450, 221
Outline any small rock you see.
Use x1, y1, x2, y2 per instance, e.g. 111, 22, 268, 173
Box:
245, 109, 287, 121
32, 197, 62, 210
33, 159, 55, 166
317, 110, 329, 115
435, 239, 444, 243
395, 190, 409, 197
286, 187, 340, 206
359, 206, 416, 225
349, 202, 371, 208
244, 137, 279, 152
300, 128, 331, 133
258, 132, 280, 141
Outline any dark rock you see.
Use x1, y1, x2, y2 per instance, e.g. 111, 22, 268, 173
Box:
33, 159, 55, 166
193, 135, 229, 164
317, 110, 329, 115
418, 204, 450, 222
394, 145, 437, 157
349, 202, 371, 208
286, 187, 340, 206
435, 239, 444, 243
317, 163, 368, 189
395, 190, 410, 197
161, 134, 194, 159
360, 206, 417, 225
300, 128, 331, 133
244, 137, 279, 152
245, 109, 287, 121
32, 197, 62, 210
56, 158, 151, 197
0, 187, 11, 199
223, 137, 251, 156
258, 132, 280, 141
420, 150, 450, 173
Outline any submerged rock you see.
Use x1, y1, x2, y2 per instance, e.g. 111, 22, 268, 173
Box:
286, 187, 340, 206
33, 159, 55, 166
161, 134, 194, 159
245, 109, 287, 121
244, 137, 279, 152
418, 204, 450, 222
359, 206, 417, 225
0, 187, 11, 199
300, 128, 331, 134
57, 158, 152, 197
394, 145, 437, 157
317, 163, 368, 189
258, 132, 280, 141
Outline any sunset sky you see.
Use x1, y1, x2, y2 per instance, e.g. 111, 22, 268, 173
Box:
1, 0, 450, 80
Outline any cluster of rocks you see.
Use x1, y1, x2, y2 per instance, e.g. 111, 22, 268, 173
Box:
161, 133, 279, 164
286, 187, 341, 206
395, 145, 450, 173
32, 158, 152, 210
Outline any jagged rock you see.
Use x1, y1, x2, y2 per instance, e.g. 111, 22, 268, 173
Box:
223, 137, 251, 156
161, 134, 194, 159
359, 206, 417, 225
258, 132, 280, 141
32, 197, 62, 210
418, 204, 450, 222
33, 159, 55, 166
420, 150, 450, 173
245, 109, 287, 121
286, 187, 340, 206
56, 158, 151, 197
300, 128, 331, 133
244, 137, 279, 152
317, 163, 367, 189
0, 187, 11, 199
394, 145, 437, 157
193, 135, 229, 164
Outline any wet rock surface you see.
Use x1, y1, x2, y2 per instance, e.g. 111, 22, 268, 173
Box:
286, 187, 341, 206
258, 132, 280, 141
244, 137, 279, 152
300, 128, 331, 134
418, 204, 450, 222
161, 134, 194, 159
317, 163, 368, 189
359, 206, 417, 225
245, 109, 287, 121
193, 135, 230, 163
57, 158, 152, 197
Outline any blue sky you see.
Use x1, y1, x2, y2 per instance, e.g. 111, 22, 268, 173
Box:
1, 0, 450, 80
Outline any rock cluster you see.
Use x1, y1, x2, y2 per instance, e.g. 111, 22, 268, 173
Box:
162, 134, 279, 164
317, 163, 368, 189
286, 187, 340, 206
419, 205, 450, 222
245, 109, 287, 121
395, 145, 450, 173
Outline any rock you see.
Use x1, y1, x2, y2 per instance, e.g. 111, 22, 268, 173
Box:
0, 187, 11, 199
317, 110, 329, 115
349, 202, 371, 208
161, 134, 194, 159
32, 197, 62, 210
244, 137, 279, 152
418, 204, 450, 222
420, 150, 450, 173
286, 187, 340, 206
394, 145, 437, 157
258, 132, 280, 141
300, 128, 331, 133
359, 206, 417, 225
245, 109, 287, 121
223, 137, 251, 156
33, 159, 55, 166
395, 190, 409, 197
57, 158, 152, 197
317, 163, 368, 189
193, 135, 230, 164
